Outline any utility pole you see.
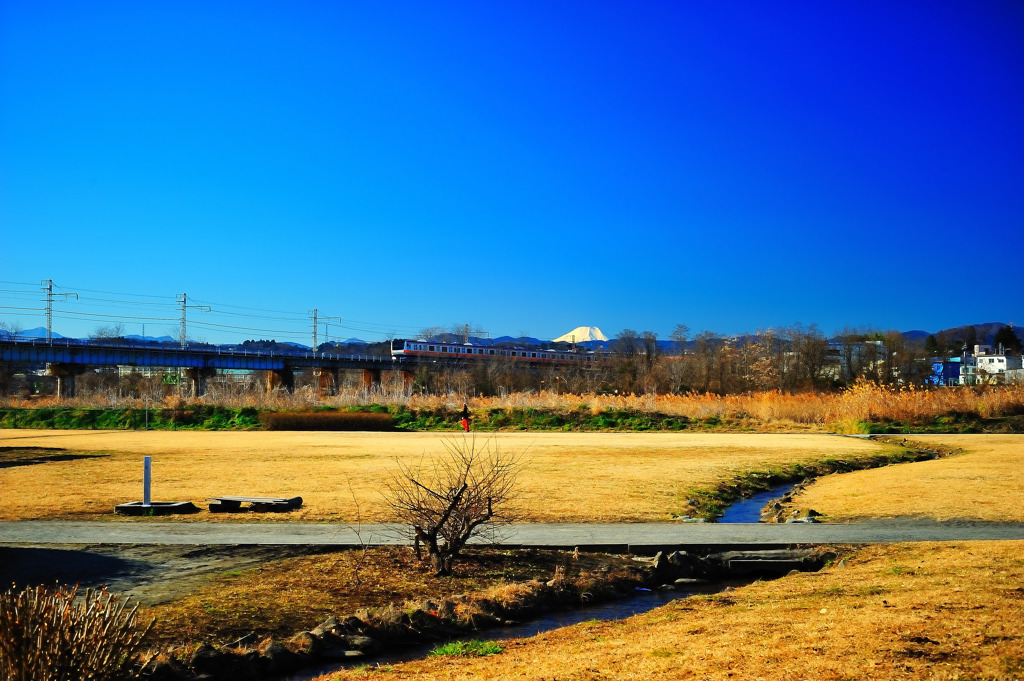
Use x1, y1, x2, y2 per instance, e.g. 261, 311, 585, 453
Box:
177, 293, 211, 349
310, 308, 318, 353
324, 316, 340, 344
178, 294, 187, 348
310, 310, 341, 353
457, 324, 488, 344
41, 279, 77, 343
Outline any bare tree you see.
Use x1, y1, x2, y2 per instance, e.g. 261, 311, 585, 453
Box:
791, 324, 831, 389
90, 323, 126, 341
383, 436, 521, 576
670, 324, 689, 355
640, 331, 659, 379
418, 326, 448, 341
611, 329, 641, 392
692, 330, 720, 393
0, 320, 24, 340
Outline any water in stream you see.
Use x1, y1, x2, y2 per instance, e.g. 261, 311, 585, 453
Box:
288, 588, 713, 679
486, 587, 700, 640
716, 482, 798, 523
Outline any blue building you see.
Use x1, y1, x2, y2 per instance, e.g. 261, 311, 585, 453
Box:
929, 357, 963, 386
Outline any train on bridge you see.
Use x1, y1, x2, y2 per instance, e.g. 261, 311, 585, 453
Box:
390, 339, 598, 364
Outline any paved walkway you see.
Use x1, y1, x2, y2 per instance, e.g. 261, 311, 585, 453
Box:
3, 520, 1023, 553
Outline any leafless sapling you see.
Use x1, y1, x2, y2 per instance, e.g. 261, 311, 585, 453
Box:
384, 435, 521, 577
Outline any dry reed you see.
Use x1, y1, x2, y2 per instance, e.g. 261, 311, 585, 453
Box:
7, 381, 1022, 430
0, 584, 154, 681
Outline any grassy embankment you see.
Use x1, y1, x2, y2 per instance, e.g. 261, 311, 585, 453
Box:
310, 541, 1024, 681
140, 548, 645, 650
3, 382, 1024, 434
126, 540, 1024, 679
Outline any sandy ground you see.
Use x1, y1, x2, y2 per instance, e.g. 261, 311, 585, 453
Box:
789, 434, 1024, 522
0, 429, 886, 523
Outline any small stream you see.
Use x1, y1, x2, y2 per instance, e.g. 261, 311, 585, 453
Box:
288, 487, 800, 679
715, 482, 798, 523
287, 587, 717, 679
484, 587, 703, 640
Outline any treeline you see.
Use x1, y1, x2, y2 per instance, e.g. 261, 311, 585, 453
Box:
412, 325, 944, 396
3, 324, 1019, 402
609, 325, 937, 395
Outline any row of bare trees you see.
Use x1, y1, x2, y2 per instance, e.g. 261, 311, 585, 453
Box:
405, 321, 947, 396
600, 324, 940, 395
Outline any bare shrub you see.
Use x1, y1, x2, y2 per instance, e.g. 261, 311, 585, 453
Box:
384, 435, 522, 576
0, 584, 154, 681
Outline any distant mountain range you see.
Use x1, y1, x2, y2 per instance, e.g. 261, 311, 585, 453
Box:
124, 333, 177, 343
9, 327, 65, 339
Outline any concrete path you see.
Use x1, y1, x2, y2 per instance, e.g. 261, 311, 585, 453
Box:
3, 520, 1023, 553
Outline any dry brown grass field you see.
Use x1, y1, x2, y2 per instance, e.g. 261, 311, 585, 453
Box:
137, 547, 641, 648
789, 435, 1024, 522
5, 428, 1024, 680
0, 430, 894, 522
312, 541, 1024, 681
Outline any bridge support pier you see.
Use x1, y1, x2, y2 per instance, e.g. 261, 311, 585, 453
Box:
361, 369, 381, 391
316, 369, 339, 396
267, 367, 295, 393
184, 368, 217, 398
47, 363, 87, 398
401, 370, 415, 392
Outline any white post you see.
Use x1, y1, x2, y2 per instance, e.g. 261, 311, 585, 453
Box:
143, 456, 152, 507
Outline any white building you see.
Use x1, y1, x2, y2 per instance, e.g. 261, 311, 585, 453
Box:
960, 347, 1023, 385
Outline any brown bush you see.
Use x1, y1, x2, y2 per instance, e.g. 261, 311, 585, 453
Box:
0, 584, 153, 681
259, 411, 395, 431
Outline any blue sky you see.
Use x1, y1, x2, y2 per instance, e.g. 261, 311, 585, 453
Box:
2, 1, 1022, 344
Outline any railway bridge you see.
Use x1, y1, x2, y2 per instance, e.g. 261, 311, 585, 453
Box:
0, 338, 419, 397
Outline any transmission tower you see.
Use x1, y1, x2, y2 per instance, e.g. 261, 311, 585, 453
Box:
40, 279, 77, 343
310, 309, 341, 353
456, 323, 488, 344
177, 293, 211, 349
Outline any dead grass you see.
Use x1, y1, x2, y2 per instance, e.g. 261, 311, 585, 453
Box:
0, 431, 893, 523
140, 547, 636, 648
790, 435, 1024, 522
312, 541, 1024, 681
8, 382, 1024, 429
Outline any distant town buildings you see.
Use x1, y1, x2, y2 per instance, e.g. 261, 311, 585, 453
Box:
935, 344, 1024, 386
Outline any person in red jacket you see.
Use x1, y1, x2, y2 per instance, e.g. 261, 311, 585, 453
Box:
460, 402, 470, 432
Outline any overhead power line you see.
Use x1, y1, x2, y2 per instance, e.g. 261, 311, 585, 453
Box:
1, 280, 422, 342
50, 311, 177, 322
0, 305, 44, 312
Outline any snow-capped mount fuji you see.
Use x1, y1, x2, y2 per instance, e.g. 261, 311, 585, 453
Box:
553, 326, 608, 343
